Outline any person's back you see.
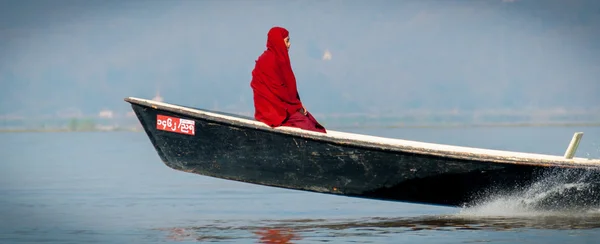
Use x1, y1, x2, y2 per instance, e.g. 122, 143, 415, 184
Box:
250, 27, 326, 133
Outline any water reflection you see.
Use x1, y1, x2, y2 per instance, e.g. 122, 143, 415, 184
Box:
254, 228, 301, 244
158, 213, 600, 242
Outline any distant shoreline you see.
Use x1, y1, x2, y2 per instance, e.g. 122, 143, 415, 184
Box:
328, 122, 600, 129
1, 122, 599, 133
0, 128, 140, 133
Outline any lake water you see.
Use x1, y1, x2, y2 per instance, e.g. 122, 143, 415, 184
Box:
1, 126, 600, 243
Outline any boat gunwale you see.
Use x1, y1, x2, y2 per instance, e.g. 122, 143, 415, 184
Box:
124, 97, 600, 169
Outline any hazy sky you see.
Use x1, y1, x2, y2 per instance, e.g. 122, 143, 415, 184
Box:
1, 0, 599, 116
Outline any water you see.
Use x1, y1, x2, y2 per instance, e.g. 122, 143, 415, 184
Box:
1, 126, 600, 243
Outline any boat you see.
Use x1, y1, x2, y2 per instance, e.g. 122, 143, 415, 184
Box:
125, 97, 600, 210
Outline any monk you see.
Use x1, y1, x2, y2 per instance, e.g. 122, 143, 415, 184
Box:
250, 27, 327, 133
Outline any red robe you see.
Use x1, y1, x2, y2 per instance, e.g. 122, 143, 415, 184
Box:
250, 27, 305, 127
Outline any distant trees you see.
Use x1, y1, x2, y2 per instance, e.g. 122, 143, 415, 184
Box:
68, 118, 96, 131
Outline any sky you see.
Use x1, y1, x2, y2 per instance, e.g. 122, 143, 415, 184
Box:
1, 0, 599, 116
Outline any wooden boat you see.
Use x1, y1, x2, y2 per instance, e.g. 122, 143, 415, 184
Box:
125, 97, 600, 209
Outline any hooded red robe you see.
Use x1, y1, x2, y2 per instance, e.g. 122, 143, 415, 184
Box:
250, 27, 326, 133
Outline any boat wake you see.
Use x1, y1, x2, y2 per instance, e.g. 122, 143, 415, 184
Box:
459, 168, 600, 217
155, 168, 600, 242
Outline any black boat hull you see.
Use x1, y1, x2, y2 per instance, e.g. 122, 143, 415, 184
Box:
127, 98, 600, 209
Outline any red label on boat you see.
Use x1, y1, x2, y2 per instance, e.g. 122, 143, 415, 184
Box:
156, 114, 195, 135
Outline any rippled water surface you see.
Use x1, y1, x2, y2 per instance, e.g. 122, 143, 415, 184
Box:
1, 126, 599, 243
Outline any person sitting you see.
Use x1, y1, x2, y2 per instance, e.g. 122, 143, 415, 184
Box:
250, 26, 327, 134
